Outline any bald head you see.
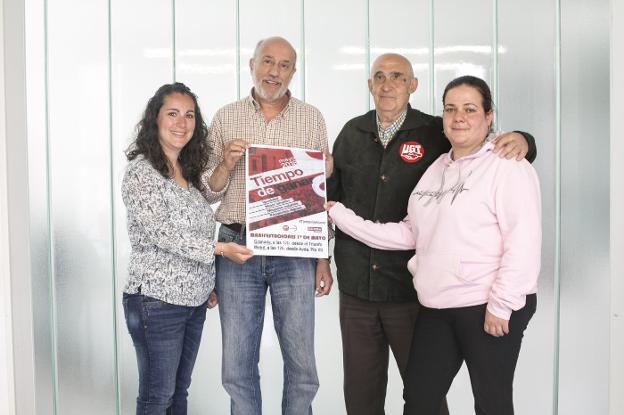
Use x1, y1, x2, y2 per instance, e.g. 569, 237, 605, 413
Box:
253, 37, 297, 69
368, 53, 418, 123
371, 53, 414, 79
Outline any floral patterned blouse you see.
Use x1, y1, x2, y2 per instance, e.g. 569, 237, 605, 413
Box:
122, 157, 216, 306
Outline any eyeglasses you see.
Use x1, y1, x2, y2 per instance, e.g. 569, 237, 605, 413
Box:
371, 71, 410, 86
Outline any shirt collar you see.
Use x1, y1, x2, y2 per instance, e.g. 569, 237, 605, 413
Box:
376, 109, 408, 133
248, 88, 293, 116
375, 109, 408, 147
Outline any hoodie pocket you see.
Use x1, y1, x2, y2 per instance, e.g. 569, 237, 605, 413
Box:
409, 253, 462, 301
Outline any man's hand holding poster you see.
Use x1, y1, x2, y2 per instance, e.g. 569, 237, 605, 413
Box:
245, 145, 329, 258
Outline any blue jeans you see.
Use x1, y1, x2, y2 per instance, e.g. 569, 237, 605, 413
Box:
216, 225, 319, 415
123, 293, 207, 415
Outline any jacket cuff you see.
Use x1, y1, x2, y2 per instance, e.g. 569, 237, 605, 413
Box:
513, 130, 537, 163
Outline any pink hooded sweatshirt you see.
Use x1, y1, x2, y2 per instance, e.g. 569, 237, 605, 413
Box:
329, 141, 541, 320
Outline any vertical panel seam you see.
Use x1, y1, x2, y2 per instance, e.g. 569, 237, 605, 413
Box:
107, 0, 121, 413
236, 0, 240, 100
429, 0, 435, 115
553, 0, 562, 413
301, 0, 306, 102
366, 0, 370, 110
43, 0, 59, 412
172, 0, 176, 82
492, 0, 499, 128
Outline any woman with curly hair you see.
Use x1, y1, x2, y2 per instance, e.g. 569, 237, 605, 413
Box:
122, 82, 252, 414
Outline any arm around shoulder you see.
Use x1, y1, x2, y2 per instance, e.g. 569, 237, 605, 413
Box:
492, 131, 537, 162
515, 131, 537, 162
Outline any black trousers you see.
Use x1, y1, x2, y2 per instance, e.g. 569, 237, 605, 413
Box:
403, 294, 537, 415
339, 292, 449, 415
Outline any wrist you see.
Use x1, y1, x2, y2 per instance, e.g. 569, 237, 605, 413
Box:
219, 160, 234, 173
317, 256, 332, 264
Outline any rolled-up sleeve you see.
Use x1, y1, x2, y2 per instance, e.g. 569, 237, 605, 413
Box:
201, 114, 230, 204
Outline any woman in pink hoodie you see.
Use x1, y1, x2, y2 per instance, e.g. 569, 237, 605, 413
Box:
327, 75, 541, 415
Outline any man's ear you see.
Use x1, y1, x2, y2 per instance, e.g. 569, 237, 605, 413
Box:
409, 77, 419, 94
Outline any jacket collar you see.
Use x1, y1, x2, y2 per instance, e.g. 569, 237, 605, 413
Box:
354, 104, 430, 135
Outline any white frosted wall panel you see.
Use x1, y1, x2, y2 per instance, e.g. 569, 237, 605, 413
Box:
24, 0, 55, 411
238, 0, 302, 99
369, 0, 431, 113
175, 0, 237, 118
433, 0, 493, 115
498, 1, 557, 413
304, 0, 368, 144
611, 3, 624, 414
46, 0, 115, 413
558, 0, 610, 413
111, 1, 173, 412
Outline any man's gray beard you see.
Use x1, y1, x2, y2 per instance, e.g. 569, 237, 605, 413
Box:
253, 79, 288, 102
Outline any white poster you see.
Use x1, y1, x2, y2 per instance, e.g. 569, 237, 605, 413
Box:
245, 145, 329, 258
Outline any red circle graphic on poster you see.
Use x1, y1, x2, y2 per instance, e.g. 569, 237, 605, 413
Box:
399, 141, 424, 163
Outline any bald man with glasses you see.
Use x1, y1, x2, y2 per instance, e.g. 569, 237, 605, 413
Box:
326, 53, 536, 415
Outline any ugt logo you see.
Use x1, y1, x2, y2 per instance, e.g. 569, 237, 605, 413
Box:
399, 141, 424, 163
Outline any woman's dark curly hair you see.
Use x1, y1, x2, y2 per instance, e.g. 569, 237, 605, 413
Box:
126, 82, 209, 190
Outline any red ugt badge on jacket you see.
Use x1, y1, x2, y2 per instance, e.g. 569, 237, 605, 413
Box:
399, 141, 424, 163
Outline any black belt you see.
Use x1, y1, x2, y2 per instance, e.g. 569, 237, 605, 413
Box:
223, 223, 244, 233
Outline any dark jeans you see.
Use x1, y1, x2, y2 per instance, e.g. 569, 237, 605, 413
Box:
123, 293, 207, 415
339, 293, 449, 415
403, 295, 537, 415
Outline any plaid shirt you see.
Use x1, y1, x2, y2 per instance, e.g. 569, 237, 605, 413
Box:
202, 91, 329, 225
376, 109, 407, 147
